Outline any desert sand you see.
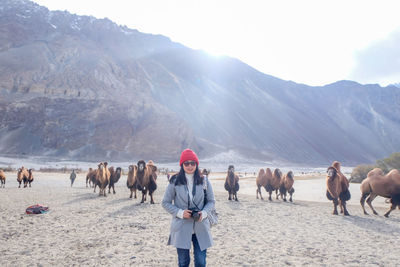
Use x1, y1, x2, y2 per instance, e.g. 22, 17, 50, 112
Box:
0, 171, 399, 266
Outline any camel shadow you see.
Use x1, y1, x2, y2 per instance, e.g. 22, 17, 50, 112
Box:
63, 193, 99, 205
343, 214, 400, 236
106, 202, 146, 217
105, 197, 132, 205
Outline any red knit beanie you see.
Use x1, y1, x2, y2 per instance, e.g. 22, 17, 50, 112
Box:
179, 149, 199, 166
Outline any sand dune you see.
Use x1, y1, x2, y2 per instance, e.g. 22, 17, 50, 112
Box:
0, 172, 399, 266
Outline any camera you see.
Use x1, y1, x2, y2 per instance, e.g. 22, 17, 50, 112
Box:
190, 208, 201, 221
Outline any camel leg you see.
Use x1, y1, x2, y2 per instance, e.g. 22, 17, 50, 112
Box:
256, 188, 259, 199
332, 199, 339, 215
283, 193, 287, 202
234, 191, 238, 201
384, 203, 396, 218
228, 192, 232, 201
259, 187, 264, 200
141, 192, 145, 203
276, 189, 279, 200
341, 200, 350, 216
113, 186, 116, 194
366, 194, 378, 215
268, 190, 273, 201
134, 190, 137, 199
108, 184, 111, 194
93, 184, 97, 193
150, 192, 155, 204
129, 189, 133, 199
360, 193, 370, 215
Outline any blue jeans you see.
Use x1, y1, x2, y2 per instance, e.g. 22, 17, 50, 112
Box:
177, 234, 207, 267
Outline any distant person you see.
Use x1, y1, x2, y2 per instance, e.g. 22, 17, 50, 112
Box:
70, 169, 77, 187
167, 173, 170, 181
162, 149, 215, 267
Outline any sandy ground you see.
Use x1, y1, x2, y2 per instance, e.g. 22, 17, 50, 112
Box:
1, 171, 399, 266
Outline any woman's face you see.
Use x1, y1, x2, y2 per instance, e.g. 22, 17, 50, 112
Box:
183, 161, 197, 174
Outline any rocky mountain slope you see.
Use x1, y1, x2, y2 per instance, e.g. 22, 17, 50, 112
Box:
1, 0, 399, 165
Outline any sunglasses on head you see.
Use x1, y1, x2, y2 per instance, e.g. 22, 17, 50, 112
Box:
183, 161, 197, 167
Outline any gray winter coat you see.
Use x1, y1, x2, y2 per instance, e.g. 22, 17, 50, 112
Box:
162, 177, 215, 251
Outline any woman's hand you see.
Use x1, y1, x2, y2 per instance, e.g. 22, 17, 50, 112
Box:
183, 209, 192, 219
198, 211, 203, 221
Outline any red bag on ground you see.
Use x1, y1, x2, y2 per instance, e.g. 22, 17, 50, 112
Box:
26, 204, 49, 214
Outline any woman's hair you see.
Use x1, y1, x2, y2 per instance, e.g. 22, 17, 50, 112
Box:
170, 165, 203, 186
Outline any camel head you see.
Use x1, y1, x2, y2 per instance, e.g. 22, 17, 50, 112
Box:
228, 165, 235, 174
274, 168, 282, 179
104, 162, 108, 168
332, 161, 341, 172
137, 160, 146, 172
28, 169, 33, 174
116, 167, 122, 174
287, 171, 294, 180
129, 165, 134, 171
327, 166, 337, 179
98, 162, 104, 170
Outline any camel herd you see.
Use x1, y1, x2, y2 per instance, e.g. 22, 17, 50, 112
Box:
85, 160, 157, 203
255, 167, 295, 202
2, 160, 400, 217
16, 166, 34, 188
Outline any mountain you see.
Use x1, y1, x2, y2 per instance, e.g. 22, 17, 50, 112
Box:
0, 0, 399, 165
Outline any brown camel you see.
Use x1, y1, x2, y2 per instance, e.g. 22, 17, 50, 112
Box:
264, 168, 282, 201
224, 165, 239, 201
360, 168, 400, 217
86, 168, 96, 188
0, 169, 5, 188
127, 165, 137, 199
256, 168, 272, 200
326, 165, 351, 215
135, 160, 157, 204
279, 171, 295, 202
256, 168, 268, 200
108, 166, 122, 194
27, 169, 34, 187
95, 162, 110, 197
17, 167, 29, 188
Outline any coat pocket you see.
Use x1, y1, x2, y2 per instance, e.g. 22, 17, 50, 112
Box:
170, 217, 185, 232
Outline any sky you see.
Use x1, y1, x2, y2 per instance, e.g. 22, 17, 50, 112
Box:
31, 0, 400, 87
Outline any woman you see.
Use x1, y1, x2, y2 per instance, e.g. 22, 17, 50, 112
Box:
162, 149, 215, 267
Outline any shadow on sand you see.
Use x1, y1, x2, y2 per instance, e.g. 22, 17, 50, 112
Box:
62, 193, 100, 205
343, 213, 400, 235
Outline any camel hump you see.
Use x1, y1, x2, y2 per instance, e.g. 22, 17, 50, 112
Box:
258, 168, 265, 176
368, 168, 384, 178
388, 169, 400, 176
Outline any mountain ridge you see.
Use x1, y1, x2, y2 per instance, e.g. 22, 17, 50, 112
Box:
0, 0, 399, 165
